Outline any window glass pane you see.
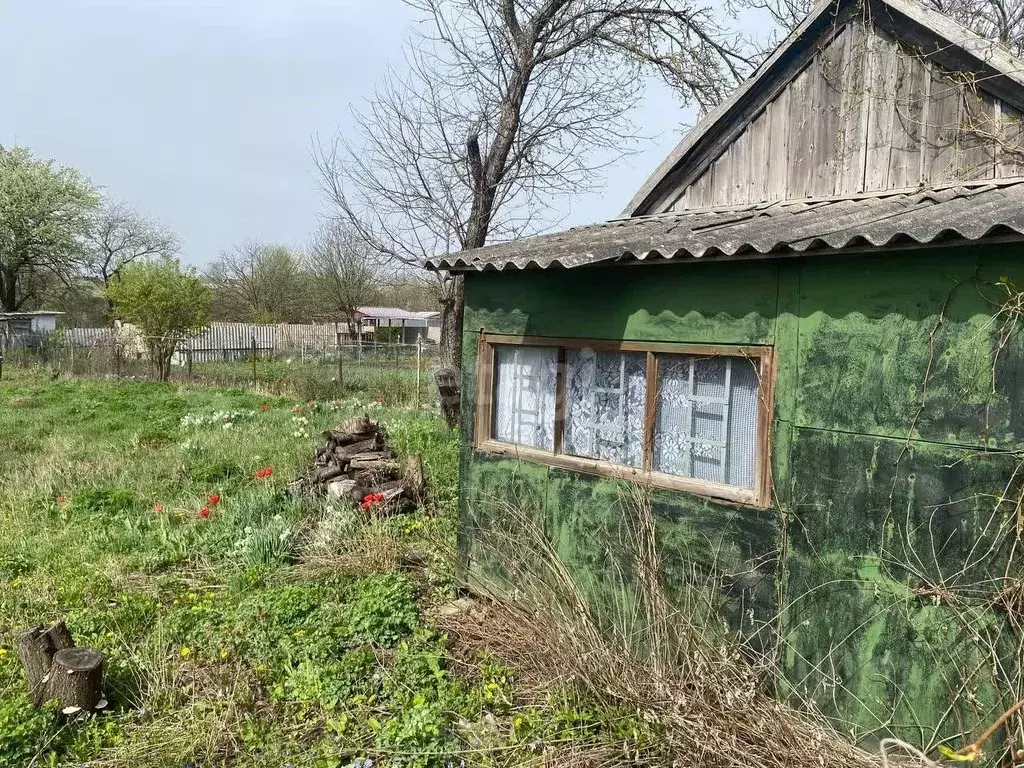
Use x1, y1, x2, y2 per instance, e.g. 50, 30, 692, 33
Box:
654, 354, 761, 489
564, 349, 647, 468
492, 345, 558, 450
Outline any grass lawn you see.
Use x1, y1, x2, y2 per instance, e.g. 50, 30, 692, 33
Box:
0, 372, 556, 768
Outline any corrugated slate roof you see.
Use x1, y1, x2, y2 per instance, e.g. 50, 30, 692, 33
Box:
356, 306, 429, 321
425, 183, 1024, 272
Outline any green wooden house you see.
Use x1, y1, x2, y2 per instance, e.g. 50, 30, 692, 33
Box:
427, 0, 1024, 745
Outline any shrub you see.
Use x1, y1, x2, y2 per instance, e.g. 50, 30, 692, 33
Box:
0, 694, 60, 766
346, 574, 419, 645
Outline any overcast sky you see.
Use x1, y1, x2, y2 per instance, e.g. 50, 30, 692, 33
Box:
1, 1, 763, 266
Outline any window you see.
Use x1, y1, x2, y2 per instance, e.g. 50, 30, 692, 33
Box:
492, 345, 558, 450
475, 334, 774, 507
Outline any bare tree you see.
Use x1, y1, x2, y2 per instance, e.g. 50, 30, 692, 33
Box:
316, 0, 751, 424
731, 0, 1024, 55
205, 241, 308, 323
306, 222, 387, 339
82, 202, 178, 317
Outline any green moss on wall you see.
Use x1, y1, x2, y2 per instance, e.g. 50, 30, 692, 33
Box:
457, 244, 1024, 745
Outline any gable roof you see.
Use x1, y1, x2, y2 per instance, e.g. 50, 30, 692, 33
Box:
624, 0, 1024, 217
426, 181, 1024, 271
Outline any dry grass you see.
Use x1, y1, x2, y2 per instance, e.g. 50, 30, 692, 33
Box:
439, 489, 905, 768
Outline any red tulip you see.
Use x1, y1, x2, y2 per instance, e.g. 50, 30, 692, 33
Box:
56, 495, 67, 504
153, 503, 165, 513
208, 494, 220, 506
200, 507, 211, 519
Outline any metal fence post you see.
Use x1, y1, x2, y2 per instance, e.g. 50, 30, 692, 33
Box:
251, 335, 257, 386
187, 348, 193, 381
415, 337, 422, 406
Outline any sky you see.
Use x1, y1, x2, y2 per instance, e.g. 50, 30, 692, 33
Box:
1, 0, 763, 267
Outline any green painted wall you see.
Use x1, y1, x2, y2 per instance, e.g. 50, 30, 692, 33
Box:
458, 247, 1024, 745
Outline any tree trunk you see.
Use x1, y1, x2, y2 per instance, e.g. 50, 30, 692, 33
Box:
48, 648, 104, 713
437, 273, 464, 429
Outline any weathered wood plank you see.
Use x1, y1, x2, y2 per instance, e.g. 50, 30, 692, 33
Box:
957, 86, 997, 180
887, 50, 928, 189
997, 103, 1024, 177
809, 28, 848, 197
746, 109, 771, 203
922, 64, 962, 183
688, 165, 713, 209
712, 145, 733, 206
863, 30, 901, 191
786, 60, 816, 199
835, 21, 870, 195
766, 87, 790, 201
729, 129, 750, 205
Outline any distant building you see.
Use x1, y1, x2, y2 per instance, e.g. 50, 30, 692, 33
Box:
0, 311, 64, 348
350, 306, 439, 345
414, 310, 442, 343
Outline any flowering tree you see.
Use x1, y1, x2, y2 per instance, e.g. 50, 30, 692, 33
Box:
0, 146, 98, 311
106, 259, 210, 381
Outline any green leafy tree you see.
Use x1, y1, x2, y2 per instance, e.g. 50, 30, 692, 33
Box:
0, 146, 99, 311
106, 259, 210, 381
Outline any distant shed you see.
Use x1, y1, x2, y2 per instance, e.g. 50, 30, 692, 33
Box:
428, 0, 1024, 746
0, 311, 64, 348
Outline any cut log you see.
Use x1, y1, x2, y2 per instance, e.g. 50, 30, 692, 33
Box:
349, 455, 400, 473
329, 430, 376, 448
315, 465, 348, 483
17, 622, 76, 706
324, 415, 376, 445
327, 478, 357, 500
17, 627, 54, 706
41, 621, 75, 654
334, 437, 384, 460
48, 648, 104, 712
339, 415, 374, 434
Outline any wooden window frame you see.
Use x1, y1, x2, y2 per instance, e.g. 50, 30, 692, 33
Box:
475, 332, 776, 508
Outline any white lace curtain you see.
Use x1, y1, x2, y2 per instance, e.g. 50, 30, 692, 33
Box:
654, 355, 759, 489
563, 349, 647, 468
490, 344, 761, 490
492, 345, 558, 450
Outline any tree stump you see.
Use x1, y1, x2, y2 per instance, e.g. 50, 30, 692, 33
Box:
16, 622, 75, 706
48, 648, 104, 714
15, 622, 104, 711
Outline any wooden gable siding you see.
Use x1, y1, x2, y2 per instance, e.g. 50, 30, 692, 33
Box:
665, 19, 1022, 213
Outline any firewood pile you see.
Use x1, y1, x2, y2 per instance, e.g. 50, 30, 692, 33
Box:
311, 415, 424, 515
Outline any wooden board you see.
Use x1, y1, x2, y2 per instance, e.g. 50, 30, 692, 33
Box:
863, 30, 901, 191
808, 28, 847, 197
835, 21, 871, 195
786, 61, 817, 200
922, 64, 962, 183
746, 108, 771, 204
887, 52, 928, 188
957, 86, 997, 180
998, 103, 1024, 177
766, 87, 791, 201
